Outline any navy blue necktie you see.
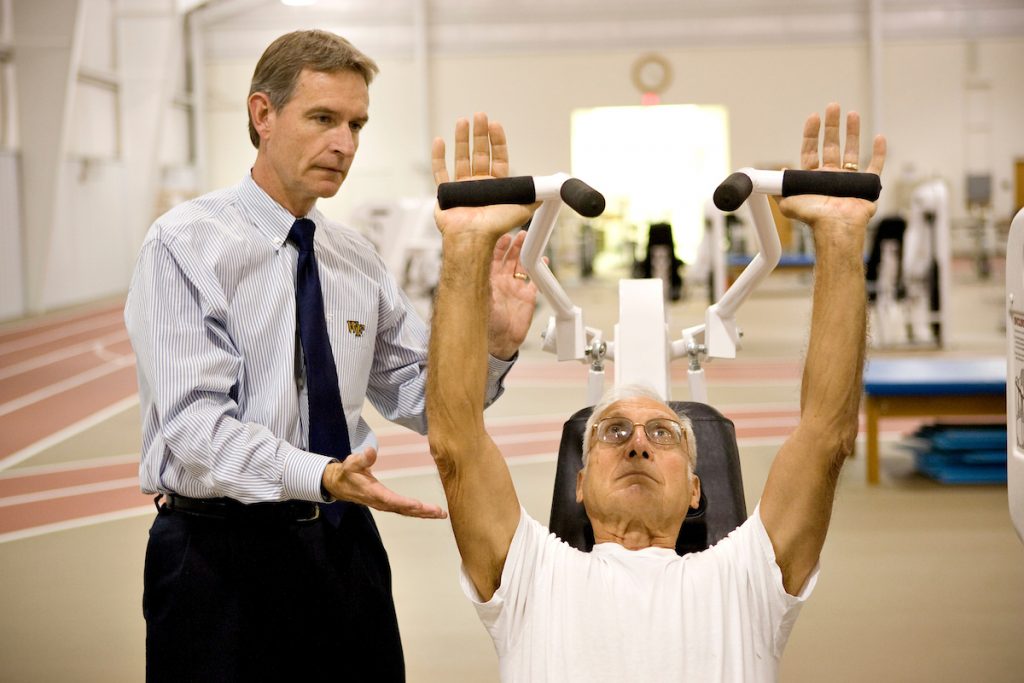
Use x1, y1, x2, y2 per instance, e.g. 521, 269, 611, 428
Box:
289, 219, 353, 519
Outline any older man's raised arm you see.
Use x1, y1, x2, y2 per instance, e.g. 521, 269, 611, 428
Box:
427, 113, 537, 601
759, 103, 887, 595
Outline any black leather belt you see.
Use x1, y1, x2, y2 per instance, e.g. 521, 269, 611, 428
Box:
162, 493, 321, 523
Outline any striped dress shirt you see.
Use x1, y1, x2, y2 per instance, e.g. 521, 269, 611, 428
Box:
125, 174, 513, 504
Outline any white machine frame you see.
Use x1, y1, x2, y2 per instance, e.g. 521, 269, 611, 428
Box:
521, 168, 786, 405
1004, 206, 1024, 541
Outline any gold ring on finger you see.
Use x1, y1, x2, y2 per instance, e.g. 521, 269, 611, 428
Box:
843, 162, 859, 171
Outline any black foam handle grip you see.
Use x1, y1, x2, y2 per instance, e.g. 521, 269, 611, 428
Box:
782, 170, 881, 201
560, 178, 606, 218
713, 172, 754, 212
437, 176, 536, 210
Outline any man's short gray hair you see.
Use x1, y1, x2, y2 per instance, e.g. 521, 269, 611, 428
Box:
247, 30, 379, 148
581, 385, 698, 471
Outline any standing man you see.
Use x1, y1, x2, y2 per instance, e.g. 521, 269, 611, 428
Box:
426, 105, 884, 680
125, 31, 535, 681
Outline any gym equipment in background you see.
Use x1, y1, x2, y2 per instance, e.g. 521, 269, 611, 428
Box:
1004, 206, 1024, 541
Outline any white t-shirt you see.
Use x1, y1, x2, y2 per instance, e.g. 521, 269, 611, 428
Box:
461, 504, 816, 683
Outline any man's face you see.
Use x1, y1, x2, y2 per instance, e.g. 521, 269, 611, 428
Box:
576, 397, 699, 539
252, 68, 369, 215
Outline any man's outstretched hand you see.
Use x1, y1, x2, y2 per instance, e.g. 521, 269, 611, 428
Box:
322, 448, 447, 519
487, 231, 538, 360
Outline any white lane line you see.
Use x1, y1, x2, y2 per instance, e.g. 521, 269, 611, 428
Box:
0, 477, 139, 507
0, 453, 139, 479
377, 430, 563, 458
506, 378, 801, 388
0, 310, 125, 357
734, 416, 801, 429
0, 429, 916, 543
0, 394, 140, 472
0, 505, 154, 544
0, 354, 136, 417
0, 330, 131, 380
0, 304, 122, 337
367, 411, 570, 437
378, 452, 559, 481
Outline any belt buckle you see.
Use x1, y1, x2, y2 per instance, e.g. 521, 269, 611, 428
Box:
297, 503, 321, 523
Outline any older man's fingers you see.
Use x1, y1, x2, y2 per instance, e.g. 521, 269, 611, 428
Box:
431, 137, 449, 186
842, 111, 861, 171
800, 112, 821, 170
489, 121, 510, 179
454, 117, 471, 180
472, 112, 492, 177
865, 134, 887, 177
821, 102, 842, 168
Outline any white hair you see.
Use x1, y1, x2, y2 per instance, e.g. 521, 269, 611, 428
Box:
580, 384, 698, 473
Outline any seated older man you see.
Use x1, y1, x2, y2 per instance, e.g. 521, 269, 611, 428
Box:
427, 105, 885, 682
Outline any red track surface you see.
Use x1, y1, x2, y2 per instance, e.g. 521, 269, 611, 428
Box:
0, 302, 922, 539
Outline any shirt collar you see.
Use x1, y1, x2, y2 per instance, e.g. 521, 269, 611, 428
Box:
238, 172, 317, 250
591, 542, 678, 559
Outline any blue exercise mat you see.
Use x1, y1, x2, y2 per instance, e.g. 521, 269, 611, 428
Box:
907, 426, 1008, 451
914, 460, 1007, 485
906, 424, 1008, 484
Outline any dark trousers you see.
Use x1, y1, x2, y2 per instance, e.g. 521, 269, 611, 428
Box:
143, 502, 404, 682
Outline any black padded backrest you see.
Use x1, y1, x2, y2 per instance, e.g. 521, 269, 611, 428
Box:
549, 401, 747, 555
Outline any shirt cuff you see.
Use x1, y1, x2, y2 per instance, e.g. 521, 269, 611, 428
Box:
487, 352, 516, 384
282, 446, 336, 503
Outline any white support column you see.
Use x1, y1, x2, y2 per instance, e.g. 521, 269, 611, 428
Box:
413, 0, 432, 194
868, 0, 884, 153
116, 0, 182, 255
11, 0, 83, 314
187, 10, 207, 190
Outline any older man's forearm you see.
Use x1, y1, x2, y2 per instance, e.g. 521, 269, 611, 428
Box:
799, 219, 867, 455
427, 234, 499, 458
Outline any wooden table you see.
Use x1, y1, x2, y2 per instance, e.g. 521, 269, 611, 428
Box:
862, 357, 1006, 485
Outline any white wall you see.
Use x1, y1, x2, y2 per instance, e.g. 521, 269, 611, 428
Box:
0, 151, 23, 319
41, 159, 134, 306
7, 0, 190, 317
203, 36, 1024, 234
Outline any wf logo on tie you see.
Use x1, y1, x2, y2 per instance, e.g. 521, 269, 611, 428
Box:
347, 320, 366, 337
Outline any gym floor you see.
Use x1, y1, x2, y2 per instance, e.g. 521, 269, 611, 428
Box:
1, 261, 1022, 681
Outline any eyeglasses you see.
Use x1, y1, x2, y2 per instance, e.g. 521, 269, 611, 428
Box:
592, 417, 684, 446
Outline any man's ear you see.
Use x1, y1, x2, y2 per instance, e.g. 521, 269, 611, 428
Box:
575, 467, 585, 504
689, 474, 701, 510
248, 92, 273, 145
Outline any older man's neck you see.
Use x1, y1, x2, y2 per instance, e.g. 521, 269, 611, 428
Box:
592, 520, 679, 551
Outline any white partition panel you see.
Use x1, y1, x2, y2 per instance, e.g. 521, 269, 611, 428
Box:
0, 150, 23, 319
39, 158, 129, 309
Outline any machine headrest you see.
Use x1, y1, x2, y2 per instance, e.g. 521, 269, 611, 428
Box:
549, 401, 747, 555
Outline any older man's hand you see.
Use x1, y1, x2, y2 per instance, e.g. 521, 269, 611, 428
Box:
431, 112, 538, 242
432, 112, 539, 360
775, 102, 887, 239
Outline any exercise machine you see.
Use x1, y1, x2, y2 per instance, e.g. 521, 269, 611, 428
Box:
438, 168, 881, 552
350, 197, 440, 299
441, 167, 881, 405
867, 178, 950, 347
1005, 206, 1024, 541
